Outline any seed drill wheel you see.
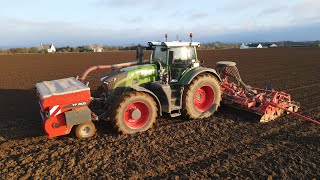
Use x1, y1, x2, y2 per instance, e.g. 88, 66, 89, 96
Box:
75, 122, 96, 138
111, 91, 157, 134
183, 73, 221, 119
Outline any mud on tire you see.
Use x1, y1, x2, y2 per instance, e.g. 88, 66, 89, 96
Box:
182, 73, 221, 119
111, 91, 158, 134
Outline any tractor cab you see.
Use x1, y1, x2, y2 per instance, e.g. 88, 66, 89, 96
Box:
148, 41, 201, 83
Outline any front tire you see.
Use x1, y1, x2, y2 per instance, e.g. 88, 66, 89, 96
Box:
183, 73, 221, 119
75, 122, 96, 138
111, 91, 157, 134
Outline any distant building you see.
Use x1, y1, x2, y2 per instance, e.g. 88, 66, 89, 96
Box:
240, 43, 249, 49
262, 43, 278, 48
40, 43, 56, 53
89, 44, 103, 52
269, 43, 278, 48
248, 43, 263, 48
240, 43, 278, 49
240, 43, 262, 49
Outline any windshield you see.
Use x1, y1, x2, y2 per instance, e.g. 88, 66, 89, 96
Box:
170, 47, 196, 61
151, 46, 167, 64
151, 46, 196, 65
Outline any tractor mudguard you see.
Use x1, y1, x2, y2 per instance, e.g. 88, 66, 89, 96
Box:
178, 67, 222, 86
130, 85, 162, 116
65, 106, 92, 126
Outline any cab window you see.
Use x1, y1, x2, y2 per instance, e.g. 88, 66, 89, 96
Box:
152, 47, 167, 64
170, 47, 196, 62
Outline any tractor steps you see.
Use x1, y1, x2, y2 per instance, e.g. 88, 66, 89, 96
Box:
170, 105, 181, 111
169, 85, 184, 117
170, 112, 181, 117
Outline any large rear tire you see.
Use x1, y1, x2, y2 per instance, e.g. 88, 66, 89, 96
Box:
111, 91, 157, 134
182, 73, 221, 119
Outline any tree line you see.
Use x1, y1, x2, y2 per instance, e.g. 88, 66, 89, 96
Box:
2, 41, 318, 54
0, 45, 123, 54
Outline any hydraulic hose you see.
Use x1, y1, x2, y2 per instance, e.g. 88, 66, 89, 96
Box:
80, 60, 150, 81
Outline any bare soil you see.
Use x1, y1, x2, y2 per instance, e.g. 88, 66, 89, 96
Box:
0, 48, 319, 179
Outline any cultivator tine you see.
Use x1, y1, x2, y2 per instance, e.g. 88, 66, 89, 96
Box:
268, 102, 320, 125
260, 108, 284, 123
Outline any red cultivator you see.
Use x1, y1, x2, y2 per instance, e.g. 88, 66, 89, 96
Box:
215, 61, 319, 125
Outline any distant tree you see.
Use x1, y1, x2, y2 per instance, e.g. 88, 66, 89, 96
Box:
41, 48, 48, 54
198, 42, 239, 50
76, 46, 92, 52
103, 45, 119, 51
8, 48, 28, 53
61, 49, 67, 52
29, 47, 40, 53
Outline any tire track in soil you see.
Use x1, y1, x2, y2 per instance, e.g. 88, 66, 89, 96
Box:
151, 117, 311, 179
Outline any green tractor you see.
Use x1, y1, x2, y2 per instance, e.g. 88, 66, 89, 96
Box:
94, 40, 222, 134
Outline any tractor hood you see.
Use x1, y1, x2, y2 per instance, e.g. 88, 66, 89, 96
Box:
100, 64, 158, 94
120, 64, 158, 85
121, 64, 156, 75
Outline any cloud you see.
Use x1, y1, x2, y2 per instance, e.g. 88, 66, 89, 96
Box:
94, 0, 185, 9
171, 11, 209, 20
219, 1, 287, 16
218, 0, 258, 12
289, 0, 320, 24
1, 1, 320, 47
0, 17, 192, 47
258, 5, 288, 16
120, 16, 145, 24
190, 12, 209, 20
95, 0, 148, 7
0, 17, 123, 47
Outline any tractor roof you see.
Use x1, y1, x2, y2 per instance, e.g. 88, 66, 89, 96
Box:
148, 41, 200, 47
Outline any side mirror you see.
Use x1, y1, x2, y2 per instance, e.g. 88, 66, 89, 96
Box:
168, 51, 174, 64
136, 44, 144, 64
136, 48, 139, 60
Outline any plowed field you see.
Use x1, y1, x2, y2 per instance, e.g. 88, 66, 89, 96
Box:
0, 48, 319, 179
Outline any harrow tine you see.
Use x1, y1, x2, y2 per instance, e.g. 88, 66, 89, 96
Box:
269, 102, 320, 125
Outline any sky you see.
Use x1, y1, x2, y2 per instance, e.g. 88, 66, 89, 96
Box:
0, 0, 320, 48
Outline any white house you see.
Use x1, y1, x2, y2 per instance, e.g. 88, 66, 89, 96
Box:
240, 43, 249, 49
40, 43, 56, 53
269, 43, 278, 48
89, 44, 103, 52
240, 43, 263, 49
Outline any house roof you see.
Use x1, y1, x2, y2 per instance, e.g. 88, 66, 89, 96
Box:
41, 44, 53, 49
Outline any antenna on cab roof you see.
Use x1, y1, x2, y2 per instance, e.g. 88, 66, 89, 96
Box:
165, 34, 168, 42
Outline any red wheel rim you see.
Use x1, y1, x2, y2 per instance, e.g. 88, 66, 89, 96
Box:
193, 85, 214, 112
124, 101, 150, 129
